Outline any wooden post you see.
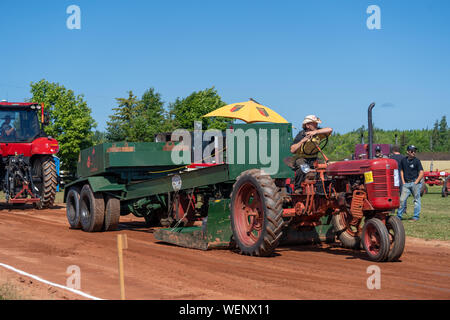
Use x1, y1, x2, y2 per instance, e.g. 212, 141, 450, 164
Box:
117, 234, 128, 300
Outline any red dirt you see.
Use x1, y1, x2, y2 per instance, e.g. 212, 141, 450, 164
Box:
0, 204, 449, 300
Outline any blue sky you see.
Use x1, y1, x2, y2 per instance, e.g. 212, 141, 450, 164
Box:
1, 0, 449, 134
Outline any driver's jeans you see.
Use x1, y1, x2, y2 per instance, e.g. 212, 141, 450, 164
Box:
293, 157, 317, 191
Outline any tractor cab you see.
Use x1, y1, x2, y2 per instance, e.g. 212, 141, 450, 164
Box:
0, 103, 43, 143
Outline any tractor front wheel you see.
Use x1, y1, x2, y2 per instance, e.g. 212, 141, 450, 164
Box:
385, 215, 405, 262
362, 218, 390, 262
33, 156, 58, 209
230, 169, 284, 257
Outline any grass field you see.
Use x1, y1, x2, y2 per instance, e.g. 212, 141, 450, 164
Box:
0, 283, 22, 300
400, 185, 449, 241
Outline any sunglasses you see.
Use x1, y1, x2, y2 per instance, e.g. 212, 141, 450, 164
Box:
408, 150, 416, 153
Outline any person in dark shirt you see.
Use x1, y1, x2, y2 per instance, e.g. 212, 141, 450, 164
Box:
290, 115, 332, 192
375, 145, 387, 158
1, 115, 16, 140
397, 145, 424, 221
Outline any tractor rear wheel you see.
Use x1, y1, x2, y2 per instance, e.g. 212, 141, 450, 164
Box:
385, 215, 405, 262
80, 184, 105, 232
362, 218, 390, 262
230, 169, 284, 257
66, 187, 81, 229
331, 210, 361, 249
33, 156, 58, 209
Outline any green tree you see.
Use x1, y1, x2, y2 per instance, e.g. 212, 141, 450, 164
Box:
438, 116, 449, 152
169, 87, 231, 130
92, 130, 106, 145
106, 88, 169, 142
105, 91, 139, 141
131, 88, 167, 141
431, 120, 439, 151
29, 79, 96, 173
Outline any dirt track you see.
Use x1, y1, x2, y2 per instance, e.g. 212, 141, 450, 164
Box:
0, 205, 449, 300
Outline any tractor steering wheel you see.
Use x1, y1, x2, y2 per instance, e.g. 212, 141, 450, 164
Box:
301, 134, 329, 156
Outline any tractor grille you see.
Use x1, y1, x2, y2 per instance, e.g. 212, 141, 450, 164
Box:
372, 169, 398, 198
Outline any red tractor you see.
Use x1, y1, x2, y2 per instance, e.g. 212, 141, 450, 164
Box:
278, 103, 405, 261
0, 101, 59, 208
422, 165, 449, 197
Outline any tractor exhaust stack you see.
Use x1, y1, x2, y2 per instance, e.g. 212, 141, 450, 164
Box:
368, 102, 375, 159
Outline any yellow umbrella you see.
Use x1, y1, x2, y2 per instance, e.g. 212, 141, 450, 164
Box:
202, 98, 288, 123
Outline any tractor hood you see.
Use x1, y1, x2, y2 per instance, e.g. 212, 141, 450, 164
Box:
326, 158, 398, 176
0, 137, 59, 157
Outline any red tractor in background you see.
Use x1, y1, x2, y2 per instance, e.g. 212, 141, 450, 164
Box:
0, 101, 59, 208
423, 169, 450, 197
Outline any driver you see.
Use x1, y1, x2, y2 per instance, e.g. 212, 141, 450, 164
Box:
1, 115, 16, 140
290, 115, 333, 192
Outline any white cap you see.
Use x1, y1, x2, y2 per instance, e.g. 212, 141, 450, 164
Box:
302, 115, 322, 126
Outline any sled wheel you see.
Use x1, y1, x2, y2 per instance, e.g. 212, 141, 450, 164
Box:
66, 187, 81, 229
104, 196, 120, 231
362, 218, 390, 262
80, 184, 105, 232
33, 156, 58, 209
385, 215, 405, 262
231, 169, 284, 257
331, 209, 361, 249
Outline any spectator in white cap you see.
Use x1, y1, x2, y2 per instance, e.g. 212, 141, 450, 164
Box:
290, 115, 332, 192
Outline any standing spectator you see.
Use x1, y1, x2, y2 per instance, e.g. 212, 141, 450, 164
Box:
390, 145, 406, 212
397, 145, 424, 221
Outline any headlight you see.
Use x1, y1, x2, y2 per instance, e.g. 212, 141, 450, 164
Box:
300, 163, 311, 174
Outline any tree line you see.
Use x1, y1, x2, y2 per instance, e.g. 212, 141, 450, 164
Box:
326, 118, 449, 161
28, 79, 449, 173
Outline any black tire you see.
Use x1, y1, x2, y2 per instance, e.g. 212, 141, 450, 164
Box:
361, 218, 390, 262
331, 211, 361, 249
420, 184, 428, 197
104, 196, 120, 231
80, 184, 105, 232
33, 156, 58, 209
442, 178, 449, 197
385, 216, 405, 262
66, 187, 81, 229
230, 169, 284, 257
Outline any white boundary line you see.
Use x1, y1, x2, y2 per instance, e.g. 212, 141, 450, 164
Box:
0, 262, 104, 300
